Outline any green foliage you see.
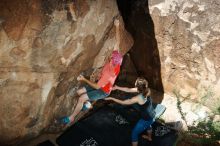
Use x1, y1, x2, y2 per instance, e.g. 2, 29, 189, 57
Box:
173, 89, 188, 127
199, 87, 220, 115
173, 88, 220, 145
187, 119, 220, 145
211, 100, 220, 115
201, 86, 214, 100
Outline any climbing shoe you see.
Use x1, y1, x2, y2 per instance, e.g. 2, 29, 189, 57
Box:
55, 116, 70, 125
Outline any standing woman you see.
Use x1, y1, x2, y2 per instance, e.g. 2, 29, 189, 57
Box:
105, 77, 156, 146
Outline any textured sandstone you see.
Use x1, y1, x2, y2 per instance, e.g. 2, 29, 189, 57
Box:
149, 0, 220, 101
0, 0, 133, 145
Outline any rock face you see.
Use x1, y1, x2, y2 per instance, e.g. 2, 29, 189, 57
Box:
119, 0, 220, 100
148, 0, 220, 101
1, 0, 219, 145
117, 0, 219, 137
0, 0, 133, 145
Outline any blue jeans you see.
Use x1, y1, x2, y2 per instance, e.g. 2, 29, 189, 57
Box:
131, 118, 154, 142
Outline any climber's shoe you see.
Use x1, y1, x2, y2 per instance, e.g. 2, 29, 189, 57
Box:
55, 116, 70, 126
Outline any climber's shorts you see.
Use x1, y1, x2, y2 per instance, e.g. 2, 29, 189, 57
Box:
85, 85, 109, 101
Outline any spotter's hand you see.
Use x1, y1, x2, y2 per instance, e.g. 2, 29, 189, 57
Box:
112, 85, 119, 90
104, 97, 113, 101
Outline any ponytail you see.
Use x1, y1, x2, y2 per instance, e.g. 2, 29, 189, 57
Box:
145, 88, 151, 97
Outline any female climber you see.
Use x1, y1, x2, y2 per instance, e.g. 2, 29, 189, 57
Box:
105, 77, 156, 146
57, 18, 123, 126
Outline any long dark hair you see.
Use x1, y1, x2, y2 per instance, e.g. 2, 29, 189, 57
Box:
135, 77, 151, 97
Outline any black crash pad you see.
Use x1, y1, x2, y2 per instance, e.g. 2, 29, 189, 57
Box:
56, 105, 177, 146
56, 106, 136, 146
37, 140, 55, 146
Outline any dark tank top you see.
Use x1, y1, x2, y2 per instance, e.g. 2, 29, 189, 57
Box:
138, 94, 156, 120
